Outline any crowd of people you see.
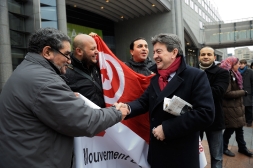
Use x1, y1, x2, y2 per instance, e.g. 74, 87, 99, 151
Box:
0, 27, 253, 168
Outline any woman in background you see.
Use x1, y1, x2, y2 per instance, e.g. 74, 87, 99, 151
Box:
220, 56, 253, 157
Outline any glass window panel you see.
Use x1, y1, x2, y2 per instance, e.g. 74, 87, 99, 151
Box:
195, 4, 198, 13
190, 0, 194, 9
41, 21, 58, 29
8, 13, 25, 31
10, 30, 26, 47
41, 7, 57, 20
40, 0, 56, 6
8, 0, 22, 14
11, 48, 26, 70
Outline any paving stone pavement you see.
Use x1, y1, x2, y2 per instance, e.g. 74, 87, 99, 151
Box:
202, 125, 253, 168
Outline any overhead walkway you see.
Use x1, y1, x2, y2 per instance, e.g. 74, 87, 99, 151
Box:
203, 18, 253, 49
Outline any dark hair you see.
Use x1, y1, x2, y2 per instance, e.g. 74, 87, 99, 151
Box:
251, 62, 253, 68
28, 27, 71, 54
129, 37, 146, 50
239, 59, 247, 64
151, 33, 183, 57
200, 46, 215, 55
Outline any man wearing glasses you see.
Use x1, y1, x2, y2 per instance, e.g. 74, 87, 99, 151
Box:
0, 28, 129, 168
64, 34, 105, 108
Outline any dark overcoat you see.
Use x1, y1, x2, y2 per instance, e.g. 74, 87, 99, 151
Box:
204, 64, 229, 130
241, 68, 253, 106
126, 58, 214, 168
222, 71, 245, 128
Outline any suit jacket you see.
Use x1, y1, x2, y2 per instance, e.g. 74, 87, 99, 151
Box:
204, 64, 229, 130
126, 58, 214, 168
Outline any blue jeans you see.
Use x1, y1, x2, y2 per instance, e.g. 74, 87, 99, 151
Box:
223, 127, 247, 151
205, 130, 223, 168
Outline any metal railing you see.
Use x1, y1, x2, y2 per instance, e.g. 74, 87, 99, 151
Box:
204, 17, 253, 25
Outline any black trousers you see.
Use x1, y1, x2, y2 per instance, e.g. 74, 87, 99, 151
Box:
223, 127, 247, 151
245, 106, 253, 124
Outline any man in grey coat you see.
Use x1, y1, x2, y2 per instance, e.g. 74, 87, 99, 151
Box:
0, 28, 129, 168
239, 59, 253, 127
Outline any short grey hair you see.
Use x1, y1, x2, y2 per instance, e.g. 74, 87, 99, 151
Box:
28, 27, 71, 54
151, 33, 183, 57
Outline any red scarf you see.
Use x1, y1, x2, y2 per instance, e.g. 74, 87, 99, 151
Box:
158, 57, 181, 90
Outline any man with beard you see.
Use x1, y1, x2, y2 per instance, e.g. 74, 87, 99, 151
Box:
64, 34, 105, 107
125, 37, 154, 76
0, 28, 129, 168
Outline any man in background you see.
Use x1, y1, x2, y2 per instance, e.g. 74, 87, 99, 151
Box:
239, 59, 253, 127
125, 37, 154, 76
199, 46, 229, 167
64, 34, 105, 108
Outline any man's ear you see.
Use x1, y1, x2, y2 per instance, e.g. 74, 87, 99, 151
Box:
130, 49, 133, 56
172, 48, 178, 58
42, 46, 53, 60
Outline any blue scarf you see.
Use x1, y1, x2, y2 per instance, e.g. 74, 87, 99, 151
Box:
238, 66, 247, 74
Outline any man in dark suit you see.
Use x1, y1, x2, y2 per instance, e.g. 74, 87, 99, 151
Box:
239, 59, 253, 127
122, 34, 215, 168
199, 46, 229, 167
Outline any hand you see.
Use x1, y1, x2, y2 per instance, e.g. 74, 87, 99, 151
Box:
152, 125, 165, 141
89, 32, 97, 37
74, 92, 79, 97
113, 102, 128, 110
113, 102, 129, 120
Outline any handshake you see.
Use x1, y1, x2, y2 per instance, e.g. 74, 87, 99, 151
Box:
113, 102, 130, 120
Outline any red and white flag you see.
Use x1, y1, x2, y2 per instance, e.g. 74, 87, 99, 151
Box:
73, 35, 207, 168
94, 35, 153, 143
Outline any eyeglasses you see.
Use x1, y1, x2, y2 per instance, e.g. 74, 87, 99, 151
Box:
50, 46, 71, 60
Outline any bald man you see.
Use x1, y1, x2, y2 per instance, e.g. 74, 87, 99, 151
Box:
64, 34, 105, 108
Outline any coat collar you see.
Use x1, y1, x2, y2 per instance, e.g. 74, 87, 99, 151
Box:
204, 63, 220, 74
25, 52, 61, 75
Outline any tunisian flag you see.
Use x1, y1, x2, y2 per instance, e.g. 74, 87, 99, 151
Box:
93, 35, 153, 144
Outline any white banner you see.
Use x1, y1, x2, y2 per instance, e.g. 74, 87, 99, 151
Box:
74, 94, 207, 168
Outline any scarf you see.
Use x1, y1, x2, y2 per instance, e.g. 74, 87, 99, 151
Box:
220, 56, 243, 89
238, 66, 247, 74
158, 57, 181, 90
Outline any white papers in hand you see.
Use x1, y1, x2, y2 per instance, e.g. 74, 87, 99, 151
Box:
163, 95, 192, 116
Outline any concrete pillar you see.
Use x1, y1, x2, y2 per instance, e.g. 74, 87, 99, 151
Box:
0, 0, 13, 92
173, 0, 185, 55
56, 0, 67, 34
32, 0, 41, 31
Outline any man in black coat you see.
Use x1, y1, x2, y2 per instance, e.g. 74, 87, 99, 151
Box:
64, 34, 105, 108
199, 46, 229, 167
239, 59, 253, 127
122, 34, 215, 168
